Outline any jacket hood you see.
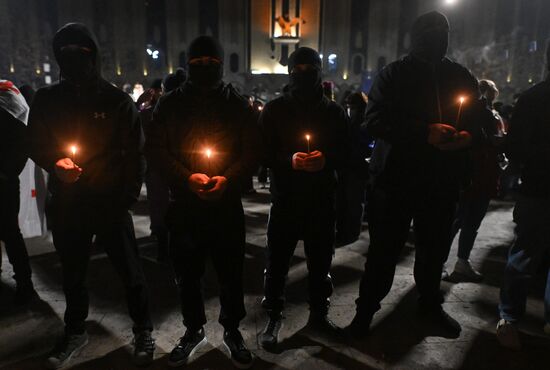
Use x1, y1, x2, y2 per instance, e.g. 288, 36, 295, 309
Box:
188, 35, 224, 63
288, 47, 322, 72
410, 11, 450, 63
53, 23, 101, 80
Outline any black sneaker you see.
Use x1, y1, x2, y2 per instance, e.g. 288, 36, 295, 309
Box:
168, 328, 207, 367
307, 312, 342, 337
417, 306, 461, 338
223, 329, 254, 369
260, 314, 283, 349
14, 281, 38, 305
133, 330, 155, 367
44, 332, 89, 369
346, 312, 372, 340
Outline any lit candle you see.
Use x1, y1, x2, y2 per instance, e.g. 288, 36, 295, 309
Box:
305, 134, 311, 154
70, 145, 78, 166
456, 96, 466, 130
205, 148, 213, 176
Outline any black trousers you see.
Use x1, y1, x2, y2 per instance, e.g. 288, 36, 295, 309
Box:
50, 200, 152, 335
168, 202, 247, 331
356, 188, 456, 316
0, 183, 32, 284
263, 199, 335, 315
336, 169, 367, 245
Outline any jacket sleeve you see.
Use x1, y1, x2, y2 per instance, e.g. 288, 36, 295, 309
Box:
27, 90, 65, 172
118, 97, 145, 209
0, 108, 28, 179
365, 67, 429, 145
507, 93, 550, 164
259, 103, 293, 170
325, 106, 351, 171
223, 107, 262, 184
144, 98, 193, 188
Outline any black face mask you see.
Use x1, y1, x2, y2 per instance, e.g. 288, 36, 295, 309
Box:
289, 69, 321, 93
59, 49, 96, 85
411, 30, 449, 63
188, 64, 223, 90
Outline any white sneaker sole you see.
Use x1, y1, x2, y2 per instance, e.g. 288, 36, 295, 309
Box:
167, 337, 207, 367
222, 340, 254, 369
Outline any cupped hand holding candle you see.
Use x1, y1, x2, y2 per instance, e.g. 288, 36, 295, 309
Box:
197, 176, 228, 201
303, 150, 326, 172
427, 123, 456, 146
55, 157, 82, 183
292, 152, 309, 170
188, 173, 212, 193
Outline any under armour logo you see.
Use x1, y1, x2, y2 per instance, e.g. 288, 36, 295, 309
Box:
94, 112, 106, 119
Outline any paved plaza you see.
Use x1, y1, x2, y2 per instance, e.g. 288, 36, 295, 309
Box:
1, 189, 549, 369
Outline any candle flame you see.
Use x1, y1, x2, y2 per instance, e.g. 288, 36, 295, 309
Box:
205, 148, 212, 159
305, 134, 310, 141
70, 145, 77, 156
459, 96, 466, 104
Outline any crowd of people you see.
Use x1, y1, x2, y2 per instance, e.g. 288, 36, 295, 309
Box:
1, 10, 549, 369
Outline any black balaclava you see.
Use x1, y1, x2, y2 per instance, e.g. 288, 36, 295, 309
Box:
288, 47, 322, 99
53, 23, 99, 86
187, 36, 224, 90
410, 11, 450, 63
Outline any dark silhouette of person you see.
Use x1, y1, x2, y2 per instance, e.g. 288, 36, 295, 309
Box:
27, 23, 154, 368
145, 36, 260, 369
259, 47, 349, 348
349, 11, 485, 339
0, 80, 36, 304
496, 40, 550, 350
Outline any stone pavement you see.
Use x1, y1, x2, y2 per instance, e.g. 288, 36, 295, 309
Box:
1, 189, 549, 369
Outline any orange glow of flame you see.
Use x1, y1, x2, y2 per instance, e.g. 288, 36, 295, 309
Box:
70, 145, 77, 156
458, 96, 466, 104
305, 134, 311, 141
205, 148, 212, 159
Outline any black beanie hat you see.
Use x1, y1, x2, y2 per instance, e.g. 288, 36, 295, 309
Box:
150, 78, 163, 90
288, 47, 322, 73
162, 68, 186, 92
188, 36, 224, 63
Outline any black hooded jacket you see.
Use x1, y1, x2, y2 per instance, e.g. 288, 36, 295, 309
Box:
144, 82, 260, 209
0, 108, 27, 185
507, 78, 550, 199
260, 87, 349, 203
366, 12, 484, 198
28, 23, 144, 209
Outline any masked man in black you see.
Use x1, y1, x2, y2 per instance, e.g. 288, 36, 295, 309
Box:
348, 12, 484, 339
259, 47, 349, 348
145, 36, 260, 369
28, 23, 154, 368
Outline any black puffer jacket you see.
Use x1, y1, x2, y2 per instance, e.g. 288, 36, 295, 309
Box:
28, 23, 144, 209
260, 88, 349, 203
144, 82, 260, 208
